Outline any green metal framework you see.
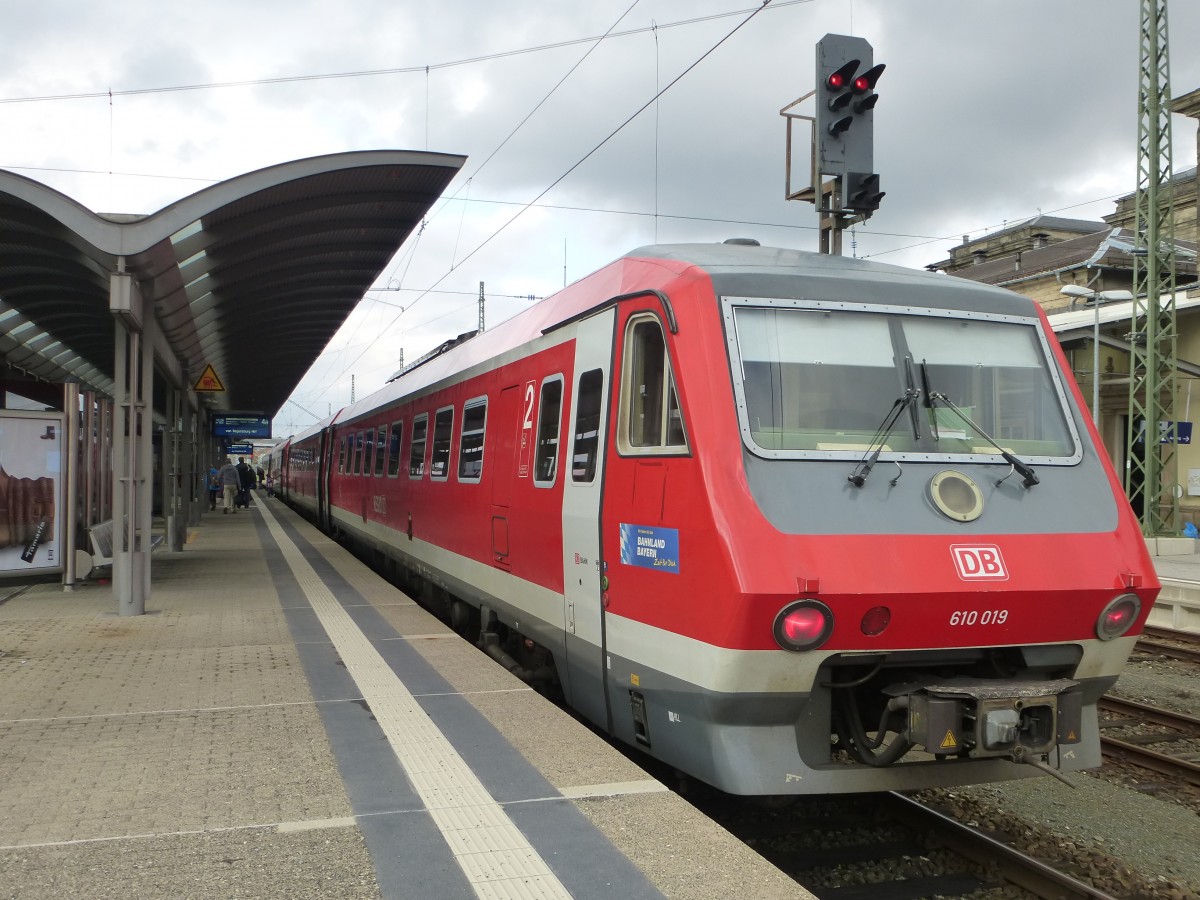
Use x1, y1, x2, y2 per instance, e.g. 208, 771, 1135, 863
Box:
1127, 0, 1178, 535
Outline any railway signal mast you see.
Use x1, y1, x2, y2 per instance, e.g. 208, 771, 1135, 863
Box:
782, 33, 885, 254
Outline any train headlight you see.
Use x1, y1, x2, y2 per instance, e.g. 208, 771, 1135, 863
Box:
773, 600, 834, 652
1096, 593, 1141, 641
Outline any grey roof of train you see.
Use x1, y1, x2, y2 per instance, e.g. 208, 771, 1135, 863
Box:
0, 150, 465, 416
301, 241, 1041, 438
628, 242, 1037, 315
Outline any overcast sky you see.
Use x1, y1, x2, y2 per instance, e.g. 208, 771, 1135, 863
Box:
3, 0, 1198, 436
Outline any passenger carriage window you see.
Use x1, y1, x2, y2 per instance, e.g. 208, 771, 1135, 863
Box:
409, 414, 428, 478
338, 436, 346, 474
431, 406, 454, 480
364, 427, 376, 476
374, 425, 387, 476
387, 421, 403, 477
571, 369, 603, 482
458, 398, 487, 482
353, 431, 364, 475
621, 316, 688, 453
534, 375, 564, 487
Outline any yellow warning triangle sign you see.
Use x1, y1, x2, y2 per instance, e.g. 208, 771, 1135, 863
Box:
193, 364, 226, 392
940, 730, 958, 750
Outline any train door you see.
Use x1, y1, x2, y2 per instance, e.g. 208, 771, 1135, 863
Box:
490, 385, 520, 571
561, 308, 615, 728
318, 427, 334, 532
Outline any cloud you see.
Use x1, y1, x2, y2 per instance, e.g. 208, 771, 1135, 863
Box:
2, 0, 1198, 432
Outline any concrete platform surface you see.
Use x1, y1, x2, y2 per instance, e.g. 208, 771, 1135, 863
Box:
1149, 548, 1200, 632
0, 495, 809, 899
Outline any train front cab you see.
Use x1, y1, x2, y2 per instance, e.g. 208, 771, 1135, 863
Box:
587, 253, 1159, 796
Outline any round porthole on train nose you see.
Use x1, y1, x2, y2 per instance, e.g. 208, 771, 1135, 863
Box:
928, 470, 985, 523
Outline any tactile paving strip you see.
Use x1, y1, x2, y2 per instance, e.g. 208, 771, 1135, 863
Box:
257, 501, 572, 899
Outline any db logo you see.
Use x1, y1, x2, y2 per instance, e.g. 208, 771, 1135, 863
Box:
950, 544, 1009, 581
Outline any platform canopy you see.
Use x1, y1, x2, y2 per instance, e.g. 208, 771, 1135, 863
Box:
0, 150, 465, 416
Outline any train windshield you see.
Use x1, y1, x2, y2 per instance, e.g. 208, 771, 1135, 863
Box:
727, 301, 1079, 463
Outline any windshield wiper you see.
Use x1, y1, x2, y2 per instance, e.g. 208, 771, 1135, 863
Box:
920, 360, 1040, 488
848, 357, 921, 487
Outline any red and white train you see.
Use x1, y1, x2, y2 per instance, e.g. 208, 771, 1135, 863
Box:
271, 240, 1158, 795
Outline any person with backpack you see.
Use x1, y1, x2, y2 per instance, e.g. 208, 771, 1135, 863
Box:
207, 463, 221, 511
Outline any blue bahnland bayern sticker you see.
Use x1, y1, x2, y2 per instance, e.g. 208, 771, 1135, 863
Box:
619, 523, 680, 573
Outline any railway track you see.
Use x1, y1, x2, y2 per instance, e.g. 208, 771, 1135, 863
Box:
1098, 695, 1200, 787
1132, 624, 1200, 667
1134, 624, 1200, 664
685, 788, 1119, 899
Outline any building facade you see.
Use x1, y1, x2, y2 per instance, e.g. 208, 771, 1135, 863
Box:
926, 88, 1200, 527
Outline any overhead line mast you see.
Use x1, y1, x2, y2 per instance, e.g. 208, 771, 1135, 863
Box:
1127, 0, 1179, 535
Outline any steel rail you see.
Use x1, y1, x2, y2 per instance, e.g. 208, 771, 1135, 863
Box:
1136, 625, 1200, 664
885, 792, 1122, 900
1099, 695, 1200, 786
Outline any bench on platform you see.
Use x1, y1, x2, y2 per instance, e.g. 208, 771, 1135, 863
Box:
88, 519, 165, 569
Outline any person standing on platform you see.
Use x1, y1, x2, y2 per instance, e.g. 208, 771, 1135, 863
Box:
207, 463, 220, 511
235, 457, 254, 508
219, 457, 240, 514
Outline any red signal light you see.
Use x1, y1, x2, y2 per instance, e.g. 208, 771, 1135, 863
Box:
825, 60, 860, 93
851, 63, 886, 94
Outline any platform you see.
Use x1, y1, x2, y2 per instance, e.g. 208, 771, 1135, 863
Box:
1146, 538, 1200, 633
0, 494, 807, 899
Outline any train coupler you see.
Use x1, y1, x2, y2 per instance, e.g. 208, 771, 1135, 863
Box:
903, 678, 1081, 761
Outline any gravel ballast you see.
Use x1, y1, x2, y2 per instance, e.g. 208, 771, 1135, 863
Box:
923, 650, 1200, 898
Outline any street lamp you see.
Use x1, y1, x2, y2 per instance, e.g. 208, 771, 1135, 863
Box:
1060, 285, 1134, 424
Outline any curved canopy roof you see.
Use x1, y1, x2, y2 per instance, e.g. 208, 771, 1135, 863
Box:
0, 149, 465, 416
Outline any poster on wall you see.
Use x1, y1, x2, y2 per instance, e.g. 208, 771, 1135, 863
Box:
0, 411, 65, 577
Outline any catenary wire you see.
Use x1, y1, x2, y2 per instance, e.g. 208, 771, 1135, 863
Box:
314, 1, 777, 400
0, 2, 815, 105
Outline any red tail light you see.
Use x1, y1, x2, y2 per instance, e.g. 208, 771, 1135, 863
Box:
1096, 594, 1141, 641
774, 600, 834, 652
861, 606, 891, 636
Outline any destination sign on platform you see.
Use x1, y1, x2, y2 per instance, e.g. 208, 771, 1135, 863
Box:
213, 414, 271, 439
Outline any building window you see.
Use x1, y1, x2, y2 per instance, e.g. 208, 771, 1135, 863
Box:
409, 415, 428, 478
571, 369, 603, 482
458, 397, 487, 482
431, 406, 454, 480
534, 375, 563, 487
